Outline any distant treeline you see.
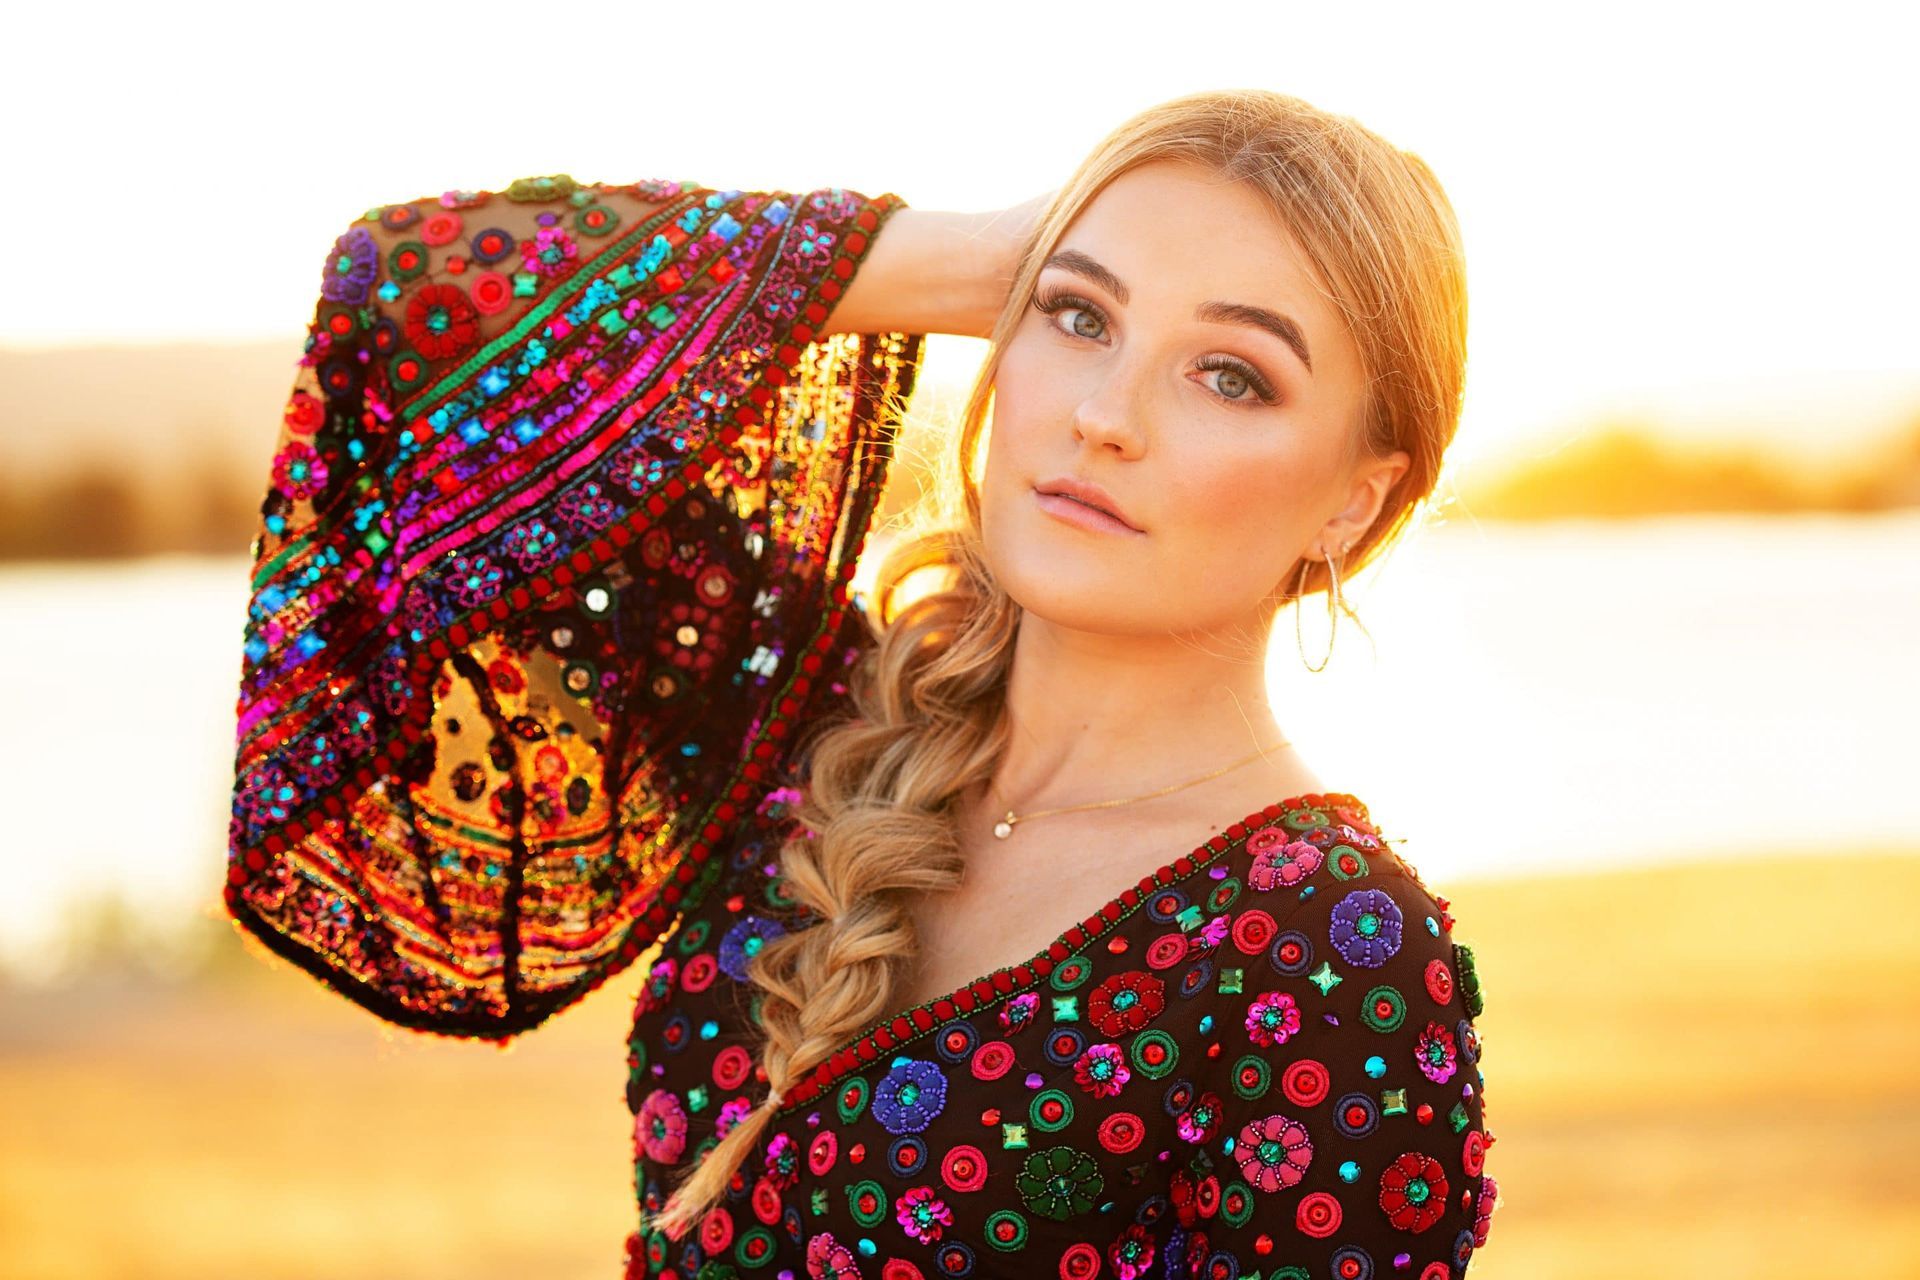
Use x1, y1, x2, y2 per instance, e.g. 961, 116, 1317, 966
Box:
3, 409, 1919, 561
1455, 413, 1920, 519
0, 441, 262, 560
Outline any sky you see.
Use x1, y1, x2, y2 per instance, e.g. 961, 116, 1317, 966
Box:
3, 1, 1915, 470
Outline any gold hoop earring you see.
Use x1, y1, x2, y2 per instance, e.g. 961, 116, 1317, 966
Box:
1294, 540, 1351, 673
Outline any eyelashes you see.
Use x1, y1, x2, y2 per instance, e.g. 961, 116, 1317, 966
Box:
1030, 288, 1284, 408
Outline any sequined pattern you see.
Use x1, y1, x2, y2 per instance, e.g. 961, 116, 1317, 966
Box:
621, 790, 1499, 1278
223, 175, 922, 1039
223, 172, 1500, 1279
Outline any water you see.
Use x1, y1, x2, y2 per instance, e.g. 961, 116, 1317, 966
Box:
2, 512, 1913, 981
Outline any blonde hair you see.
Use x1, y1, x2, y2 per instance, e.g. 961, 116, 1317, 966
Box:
648, 86, 1468, 1238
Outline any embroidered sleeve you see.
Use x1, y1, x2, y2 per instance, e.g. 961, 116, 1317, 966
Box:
1143, 849, 1500, 1278
223, 175, 923, 1042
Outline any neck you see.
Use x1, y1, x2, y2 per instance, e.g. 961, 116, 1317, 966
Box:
985, 608, 1302, 819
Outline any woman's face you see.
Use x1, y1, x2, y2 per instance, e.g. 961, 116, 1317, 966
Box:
980, 158, 1410, 641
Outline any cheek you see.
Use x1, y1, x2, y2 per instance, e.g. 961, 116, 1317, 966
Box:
1159, 452, 1303, 583
987, 338, 1067, 448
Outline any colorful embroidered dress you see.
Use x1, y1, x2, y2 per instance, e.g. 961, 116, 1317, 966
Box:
224, 174, 1500, 1280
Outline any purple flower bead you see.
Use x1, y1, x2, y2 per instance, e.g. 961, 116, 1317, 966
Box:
872, 1058, 948, 1135
1328, 887, 1403, 968
717, 915, 787, 983
321, 225, 380, 305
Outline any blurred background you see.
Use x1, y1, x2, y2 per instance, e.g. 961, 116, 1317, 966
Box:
2, 3, 1916, 1277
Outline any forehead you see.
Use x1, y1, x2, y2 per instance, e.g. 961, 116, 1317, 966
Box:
1051, 159, 1343, 344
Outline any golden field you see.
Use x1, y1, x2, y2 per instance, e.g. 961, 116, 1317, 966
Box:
2, 850, 1917, 1280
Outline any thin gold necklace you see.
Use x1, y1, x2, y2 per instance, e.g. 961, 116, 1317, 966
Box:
988, 738, 1292, 839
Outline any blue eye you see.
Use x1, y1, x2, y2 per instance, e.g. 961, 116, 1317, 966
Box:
1030, 288, 1282, 407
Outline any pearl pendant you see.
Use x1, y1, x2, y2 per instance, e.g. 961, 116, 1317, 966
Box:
993, 813, 1015, 839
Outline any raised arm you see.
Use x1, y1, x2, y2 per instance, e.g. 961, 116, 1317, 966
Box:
825, 190, 1053, 339
224, 175, 925, 1042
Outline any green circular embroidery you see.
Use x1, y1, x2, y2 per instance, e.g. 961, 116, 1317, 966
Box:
572, 202, 623, 237
1049, 954, 1093, 991
1029, 1089, 1074, 1133
1130, 1029, 1179, 1080
837, 1076, 871, 1125
1361, 983, 1407, 1032
317, 301, 364, 341
1272, 1268, 1312, 1280
764, 876, 796, 911
1282, 806, 1332, 832
1328, 845, 1371, 880
733, 1226, 775, 1269
675, 918, 711, 954
1230, 1053, 1271, 1100
847, 1179, 888, 1228
387, 240, 430, 282
1220, 1180, 1256, 1228
1207, 877, 1242, 913
983, 1208, 1030, 1251
387, 348, 431, 395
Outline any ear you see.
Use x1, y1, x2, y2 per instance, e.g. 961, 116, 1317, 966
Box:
1313, 448, 1412, 556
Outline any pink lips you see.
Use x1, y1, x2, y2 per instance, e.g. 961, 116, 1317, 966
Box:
1033, 485, 1146, 536
1032, 475, 1142, 535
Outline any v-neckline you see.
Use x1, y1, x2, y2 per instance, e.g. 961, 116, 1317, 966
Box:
770, 789, 1372, 1116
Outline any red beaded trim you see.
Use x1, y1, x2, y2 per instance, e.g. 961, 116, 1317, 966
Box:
773, 792, 1370, 1114
226, 190, 912, 1041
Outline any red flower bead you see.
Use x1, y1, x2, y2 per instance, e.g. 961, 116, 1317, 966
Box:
1086, 970, 1166, 1037
404, 283, 481, 361
1378, 1150, 1450, 1233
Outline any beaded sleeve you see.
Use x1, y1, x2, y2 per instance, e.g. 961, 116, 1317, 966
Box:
223, 175, 923, 1042
1157, 841, 1499, 1277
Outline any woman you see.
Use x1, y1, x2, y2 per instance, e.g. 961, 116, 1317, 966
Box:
225, 89, 1498, 1279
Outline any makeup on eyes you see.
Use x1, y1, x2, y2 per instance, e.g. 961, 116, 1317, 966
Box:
1030, 287, 1284, 408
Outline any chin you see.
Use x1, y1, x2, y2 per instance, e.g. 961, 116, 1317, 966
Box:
981, 536, 1152, 638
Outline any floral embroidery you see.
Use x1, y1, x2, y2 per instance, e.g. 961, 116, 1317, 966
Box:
1086, 970, 1167, 1037
999, 991, 1040, 1033
1108, 1222, 1157, 1279
871, 1059, 948, 1135
1174, 1089, 1224, 1144
1415, 1019, 1460, 1083
717, 915, 787, 983
1248, 836, 1324, 891
1244, 990, 1302, 1046
1233, 1112, 1314, 1193
402, 281, 479, 360
805, 1231, 863, 1280
321, 226, 380, 304
1015, 1146, 1105, 1220
1379, 1150, 1451, 1233
633, 1089, 687, 1165
1329, 886, 1404, 967
763, 1131, 802, 1189
270, 442, 328, 503
1072, 1042, 1131, 1098
713, 1096, 752, 1140
893, 1186, 953, 1244
521, 223, 580, 278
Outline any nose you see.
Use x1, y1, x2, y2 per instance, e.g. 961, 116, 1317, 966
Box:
1070, 366, 1148, 458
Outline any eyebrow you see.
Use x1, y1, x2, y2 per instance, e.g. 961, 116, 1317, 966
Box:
1040, 249, 1315, 376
